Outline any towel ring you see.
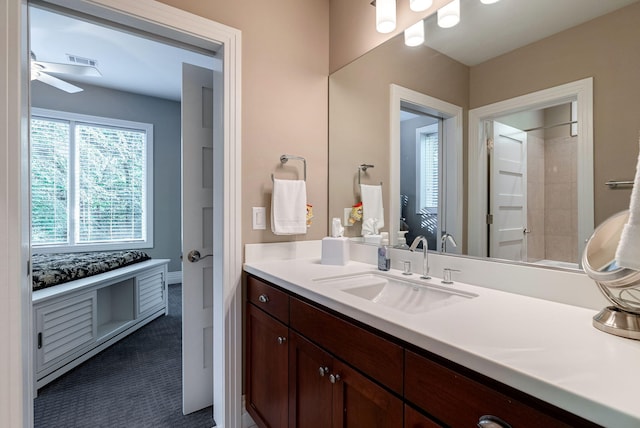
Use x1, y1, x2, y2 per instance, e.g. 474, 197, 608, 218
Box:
271, 154, 307, 182
358, 163, 382, 185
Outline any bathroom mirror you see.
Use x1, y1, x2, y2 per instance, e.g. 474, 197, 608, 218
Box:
328, 0, 640, 271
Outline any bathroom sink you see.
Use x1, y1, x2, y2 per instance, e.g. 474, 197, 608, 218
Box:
314, 272, 477, 314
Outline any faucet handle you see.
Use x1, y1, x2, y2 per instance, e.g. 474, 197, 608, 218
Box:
442, 268, 460, 284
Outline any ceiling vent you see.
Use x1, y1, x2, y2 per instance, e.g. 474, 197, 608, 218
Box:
66, 54, 98, 67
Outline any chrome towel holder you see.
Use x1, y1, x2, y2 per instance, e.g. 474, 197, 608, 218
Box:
271, 154, 306, 181
358, 163, 382, 185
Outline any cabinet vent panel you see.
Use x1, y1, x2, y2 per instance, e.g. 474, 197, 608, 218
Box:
41, 297, 95, 365
138, 271, 164, 314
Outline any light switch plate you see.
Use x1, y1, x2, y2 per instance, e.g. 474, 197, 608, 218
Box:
343, 207, 352, 227
252, 207, 266, 230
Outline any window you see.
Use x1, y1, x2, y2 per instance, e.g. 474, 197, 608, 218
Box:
31, 108, 153, 252
417, 123, 440, 213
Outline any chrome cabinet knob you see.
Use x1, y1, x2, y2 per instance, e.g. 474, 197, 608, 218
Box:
329, 373, 341, 384
318, 366, 329, 377
258, 294, 269, 303
277, 336, 287, 345
477, 415, 512, 428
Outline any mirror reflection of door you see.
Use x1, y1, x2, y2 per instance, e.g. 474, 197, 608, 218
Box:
400, 105, 442, 251
486, 102, 580, 268
489, 121, 528, 261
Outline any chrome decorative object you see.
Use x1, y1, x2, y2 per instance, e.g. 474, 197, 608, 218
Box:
582, 210, 640, 339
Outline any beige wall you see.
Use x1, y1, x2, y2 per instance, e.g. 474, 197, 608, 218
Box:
470, 2, 640, 226
329, 0, 453, 73
157, 0, 330, 245
329, 34, 469, 236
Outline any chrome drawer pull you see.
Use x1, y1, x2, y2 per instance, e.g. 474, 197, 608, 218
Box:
277, 336, 287, 345
329, 373, 341, 384
258, 294, 269, 303
477, 415, 512, 428
319, 366, 329, 377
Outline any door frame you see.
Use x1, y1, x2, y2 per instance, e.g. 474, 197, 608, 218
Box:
390, 84, 463, 250
0, 0, 243, 426
468, 78, 594, 260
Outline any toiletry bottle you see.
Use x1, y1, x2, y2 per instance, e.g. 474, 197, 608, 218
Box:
378, 232, 390, 271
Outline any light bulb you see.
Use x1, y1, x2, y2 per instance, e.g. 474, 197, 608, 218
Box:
438, 0, 460, 28
409, 0, 433, 12
404, 20, 425, 47
480, 0, 500, 4
376, 0, 396, 34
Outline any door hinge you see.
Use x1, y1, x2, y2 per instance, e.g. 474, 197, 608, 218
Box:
486, 214, 493, 225
37, 332, 42, 349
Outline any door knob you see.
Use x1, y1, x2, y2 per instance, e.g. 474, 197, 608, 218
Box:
187, 249, 212, 263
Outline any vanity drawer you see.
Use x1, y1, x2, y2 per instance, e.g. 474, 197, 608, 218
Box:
290, 297, 403, 394
247, 275, 289, 324
405, 350, 577, 428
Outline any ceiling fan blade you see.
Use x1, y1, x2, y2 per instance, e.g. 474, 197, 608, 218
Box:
35, 72, 83, 93
34, 60, 101, 77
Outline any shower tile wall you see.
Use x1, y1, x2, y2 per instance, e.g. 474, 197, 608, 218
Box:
544, 135, 578, 263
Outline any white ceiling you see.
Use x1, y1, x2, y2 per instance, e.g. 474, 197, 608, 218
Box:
29, 0, 638, 101
29, 5, 221, 101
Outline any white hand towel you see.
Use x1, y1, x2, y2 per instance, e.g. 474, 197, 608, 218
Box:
360, 184, 384, 230
271, 178, 307, 235
615, 140, 640, 270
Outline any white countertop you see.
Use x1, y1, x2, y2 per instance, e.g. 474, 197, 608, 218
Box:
244, 256, 640, 427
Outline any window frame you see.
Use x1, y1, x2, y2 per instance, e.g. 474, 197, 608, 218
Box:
31, 107, 154, 253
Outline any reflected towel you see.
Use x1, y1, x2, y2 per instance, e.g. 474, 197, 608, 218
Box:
271, 178, 307, 235
360, 184, 384, 230
616, 139, 640, 270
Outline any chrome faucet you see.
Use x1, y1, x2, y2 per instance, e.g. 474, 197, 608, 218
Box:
440, 232, 458, 253
409, 235, 431, 279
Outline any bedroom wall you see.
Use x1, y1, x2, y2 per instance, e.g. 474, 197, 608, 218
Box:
31, 81, 182, 272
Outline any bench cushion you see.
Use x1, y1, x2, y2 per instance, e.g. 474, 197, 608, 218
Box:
32, 250, 151, 291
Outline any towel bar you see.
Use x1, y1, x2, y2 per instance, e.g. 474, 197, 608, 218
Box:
606, 180, 634, 189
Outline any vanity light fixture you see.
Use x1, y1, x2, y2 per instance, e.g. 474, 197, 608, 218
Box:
480, 0, 500, 4
404, 20, 425, 46
438, 0, 460, 28
376, 0, 397, 33
409, 0, 433, 12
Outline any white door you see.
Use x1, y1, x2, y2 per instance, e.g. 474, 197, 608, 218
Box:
490, 121, 528, 261
181, 62, 214, 414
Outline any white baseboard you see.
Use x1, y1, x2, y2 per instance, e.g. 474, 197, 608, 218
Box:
166, 270, 182, 284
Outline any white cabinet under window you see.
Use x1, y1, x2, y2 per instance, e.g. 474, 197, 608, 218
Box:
33, 260, 168, 391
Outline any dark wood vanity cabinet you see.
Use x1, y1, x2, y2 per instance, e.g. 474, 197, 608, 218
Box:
246, 274, 599, 428
246, 304, 289, 428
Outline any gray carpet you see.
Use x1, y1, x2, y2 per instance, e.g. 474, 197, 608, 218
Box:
34, 283, 215, 427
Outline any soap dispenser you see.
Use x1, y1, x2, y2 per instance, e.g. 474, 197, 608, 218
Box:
378, 232, 390, 271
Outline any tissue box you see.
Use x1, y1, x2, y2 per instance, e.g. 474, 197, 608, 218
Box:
321, 237, 350, 265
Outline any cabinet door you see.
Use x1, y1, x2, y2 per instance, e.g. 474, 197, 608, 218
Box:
35, 291, 97, 375
246, 304, 289, 428
331, 359, 403, 428
136, 267, 166, 317
288, 332, 333, 428
405, 405, 442, 428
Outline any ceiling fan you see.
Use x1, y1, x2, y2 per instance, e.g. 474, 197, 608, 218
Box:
30, 51, 101, 93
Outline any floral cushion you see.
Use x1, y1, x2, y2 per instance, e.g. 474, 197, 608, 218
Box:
32, 250, 151, 291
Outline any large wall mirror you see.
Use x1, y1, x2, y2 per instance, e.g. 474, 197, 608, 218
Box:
329, 0, 640, 271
